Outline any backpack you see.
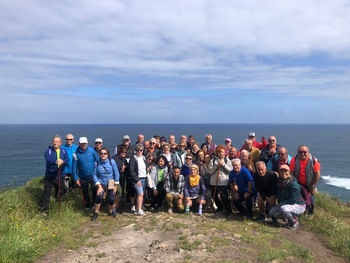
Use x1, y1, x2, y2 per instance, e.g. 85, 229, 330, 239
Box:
300, 184, 312, 207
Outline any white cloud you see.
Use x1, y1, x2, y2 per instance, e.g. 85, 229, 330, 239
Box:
1, 0, 350, 123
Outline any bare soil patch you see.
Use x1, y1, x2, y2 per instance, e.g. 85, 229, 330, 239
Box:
36, 209, 348, 263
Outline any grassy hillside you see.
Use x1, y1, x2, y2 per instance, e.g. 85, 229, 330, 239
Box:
0, 177, 349, 262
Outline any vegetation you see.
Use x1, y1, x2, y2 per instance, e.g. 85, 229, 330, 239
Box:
0, 178, 349, 262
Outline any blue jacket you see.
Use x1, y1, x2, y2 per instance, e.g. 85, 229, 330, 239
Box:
61, 143, 78, 174
93, 158, 120, 187
45, 146, 69, 178
72, 147, 99, 181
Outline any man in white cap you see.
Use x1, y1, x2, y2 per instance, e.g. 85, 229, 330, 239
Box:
240, 132, 267, 152
113, 135, 135, 161
72, 137, 99, 209
94, 138, 103, 155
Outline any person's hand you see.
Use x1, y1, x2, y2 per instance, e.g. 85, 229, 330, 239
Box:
75, 180, 81, 187
244, 191, 251, 199
178, 194, 183, 199
56, 159, 64, 165
154, 189, 158, 196
199, 199, 205, 205
97, 185, 103, 195
137, 181, 142, 187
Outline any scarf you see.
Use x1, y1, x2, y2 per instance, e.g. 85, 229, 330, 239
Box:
277, 177, 291, 189
189, 175, 200, 187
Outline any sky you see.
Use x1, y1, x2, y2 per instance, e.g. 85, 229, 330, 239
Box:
1, 0, 350, 124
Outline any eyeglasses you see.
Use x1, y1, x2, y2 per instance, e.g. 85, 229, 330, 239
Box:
298, 151, 307, 154
66, 138, 73, 141
186, 158, 192, 160
150, 142, 156, 145
269, 139, 275, 142
136, 149, 143, 152
100, 152, 108, 155
95, 142, 102, 144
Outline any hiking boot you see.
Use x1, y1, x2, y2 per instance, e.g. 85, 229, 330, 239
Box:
91, 213, 98, 221
39, 207, 48, 217
259, 214, 266, 221
226, 212, 234, 218
271, 217, 279, 225
167, 207, 173, 214
109, 209, 117, 218
287, 220, 299, 230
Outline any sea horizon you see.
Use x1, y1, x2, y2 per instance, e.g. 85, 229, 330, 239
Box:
0, 123, 349, 202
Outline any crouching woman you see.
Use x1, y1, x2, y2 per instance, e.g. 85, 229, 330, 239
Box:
91, 148, 120, 221
269, 164, 306, 230
184, 164, 206, 214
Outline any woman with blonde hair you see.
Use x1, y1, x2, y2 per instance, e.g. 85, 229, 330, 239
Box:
184, 164, 206, 215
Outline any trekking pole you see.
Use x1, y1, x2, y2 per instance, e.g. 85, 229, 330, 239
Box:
57, 167, 61, 214
79, 183, 86, 207
212, 158, 220, 211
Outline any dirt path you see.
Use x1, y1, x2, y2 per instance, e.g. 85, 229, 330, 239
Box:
36, 211, 348, 263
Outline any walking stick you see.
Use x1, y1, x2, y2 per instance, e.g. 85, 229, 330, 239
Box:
79, 183, 86, 207
57, 167, 61, 214
212, 158, 220, 211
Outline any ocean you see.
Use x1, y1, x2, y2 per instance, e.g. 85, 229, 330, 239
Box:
0, 124, 349, 202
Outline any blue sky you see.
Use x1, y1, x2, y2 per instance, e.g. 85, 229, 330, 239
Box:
1, 0, 350, 124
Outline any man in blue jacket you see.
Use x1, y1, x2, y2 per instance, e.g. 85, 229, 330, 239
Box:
61, 133, 78, 190
72, 137, 99, 209
39, 134, 69, 216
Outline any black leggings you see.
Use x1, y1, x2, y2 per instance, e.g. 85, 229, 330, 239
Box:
210, 185, 232, 213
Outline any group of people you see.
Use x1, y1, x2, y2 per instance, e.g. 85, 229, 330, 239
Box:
40, 132, 321, 230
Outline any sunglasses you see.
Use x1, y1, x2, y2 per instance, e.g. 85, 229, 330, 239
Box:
269, 139, 276, 142
186, 158, 192, 160
298, 151, 307, 154
120, 151, 127, 154
66, 138, 73, 141
100, 152, 108, 155
136, 149, 143, 152
95, 142, 102, 144
150, 142, 156, 145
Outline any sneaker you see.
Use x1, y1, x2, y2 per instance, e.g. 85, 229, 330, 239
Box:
131, 205, 136, 213
150, 207, 155, 212
91, 213, 98, 221
287, 220, 299, 230
137, 209, 145, 216
167, 207, 173, 214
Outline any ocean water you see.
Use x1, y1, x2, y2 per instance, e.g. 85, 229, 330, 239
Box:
0, 124, 349, 202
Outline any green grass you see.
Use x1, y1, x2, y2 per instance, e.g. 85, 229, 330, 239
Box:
0, 178, 349, 262
0, 177, 89, 263
302, 193, 350, 259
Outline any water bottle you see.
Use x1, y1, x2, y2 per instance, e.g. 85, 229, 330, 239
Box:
198, 204, 202, 215
185, 205, 190, 214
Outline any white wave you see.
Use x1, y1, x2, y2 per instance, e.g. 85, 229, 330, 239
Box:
322, 175, 350, 190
